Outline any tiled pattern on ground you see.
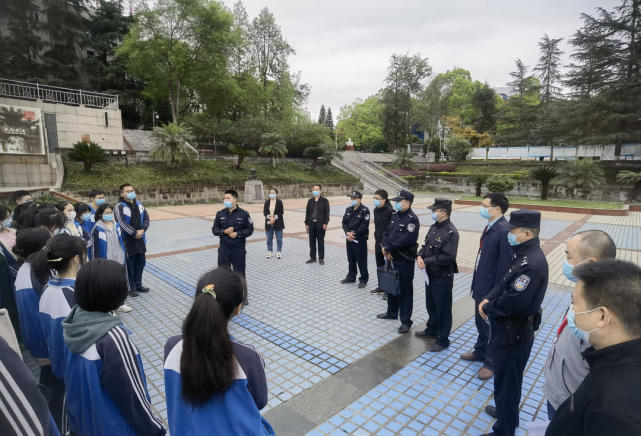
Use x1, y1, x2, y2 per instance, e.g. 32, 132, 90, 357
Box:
308, 288, 571, 436
576, 222, 641, 250
587, 211, 641, 227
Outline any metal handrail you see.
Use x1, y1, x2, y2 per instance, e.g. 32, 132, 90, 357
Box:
333, 158, 406, 194
0, 77, 119, 110
360, 160, 409, 187
352, 160, 407, 192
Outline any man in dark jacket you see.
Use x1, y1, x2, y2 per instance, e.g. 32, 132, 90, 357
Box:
340, 191, 370, 288
371, 189, 394, 294
304, 185, 330, 265
212, 189, 254, 277
263, 187, 285, 259
461, 192, 513, 380
545, 259, 641, 436
415, 198, 459, 352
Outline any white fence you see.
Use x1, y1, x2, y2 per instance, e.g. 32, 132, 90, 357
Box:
469, 145, 641, 160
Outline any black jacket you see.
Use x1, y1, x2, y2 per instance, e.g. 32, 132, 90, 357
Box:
546, 338, 641, 436
342, 203, 370, 241
470, 216, 513, 300
304, 196, 330, 225
418, 218, 459, 275
263, 198, 285, 230
374, 202, 394, 243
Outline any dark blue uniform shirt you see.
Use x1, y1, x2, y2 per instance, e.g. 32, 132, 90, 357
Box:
342, 203, 370, 241
381, 208, 419, 256
212, 207, 254, 247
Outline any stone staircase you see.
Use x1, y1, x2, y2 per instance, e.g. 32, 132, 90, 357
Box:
332, 154, 409, 195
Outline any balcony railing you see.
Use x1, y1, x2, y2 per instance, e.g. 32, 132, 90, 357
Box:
0, 78, 119, 110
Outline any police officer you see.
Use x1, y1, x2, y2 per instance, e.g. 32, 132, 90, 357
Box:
378, 190, 419, 334
371, 189, 394, 295
341, 191, 370, 288
415, 198, 459, 352
212, 189, 254, 284
478, 210, 548, 436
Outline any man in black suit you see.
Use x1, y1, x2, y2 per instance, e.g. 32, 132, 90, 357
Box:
304, 185, 330, 265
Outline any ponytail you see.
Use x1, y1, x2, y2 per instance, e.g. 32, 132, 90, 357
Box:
31, 233, 86, 285
180, 267, 245, 405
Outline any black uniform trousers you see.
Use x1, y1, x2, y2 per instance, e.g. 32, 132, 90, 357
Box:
308, 221, 325, 260
374, 241, 385, 288
473, 298, 494, 369
346, 240, 368, 283
218, 243, 246, 276
386, 257, 414, 326
424, 272, 454, 347
492, 321, 534, 436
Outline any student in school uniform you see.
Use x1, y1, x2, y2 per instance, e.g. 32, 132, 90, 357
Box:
62, 259, 166, 436
75, 202, 95, 238
164, 267, 274, 436
56, 201, 91, 250
88, 189, 106, 216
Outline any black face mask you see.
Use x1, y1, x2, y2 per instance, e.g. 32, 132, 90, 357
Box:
22, 200, 34, 207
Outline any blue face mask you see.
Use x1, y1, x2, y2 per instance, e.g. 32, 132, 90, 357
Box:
566, 306, 588, 342
126, 192, 136, 200
312, 190, 320, 197
351, 200, 359, 207
96, 198, 106, 206
507, 232, 521, 246
1, 217, 12, 228
224, 201, 233, 209
269, 193, 276, 199
373, 199, 381, 207
82, 212, 92, 222
480, 206, 491, 220
562, 260, 580, 283
431, 211, 439, 221
394, 202, 402, 211
102, 213, 114, 222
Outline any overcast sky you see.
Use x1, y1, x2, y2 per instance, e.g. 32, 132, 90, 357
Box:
225, 0, 619, 122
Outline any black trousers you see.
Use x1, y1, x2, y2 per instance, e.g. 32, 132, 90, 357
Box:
308, 221, 325, 260
345, 240, 368, 283
126, 252, 146, 292
492, 321, 534, 436
474, 298, 494, 369
386, 257, 414, 325
218, 244, 246, 276
424, 272, 454, 347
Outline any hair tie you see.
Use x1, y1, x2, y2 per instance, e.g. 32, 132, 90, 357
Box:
202, 284, 216, 300
47, 257, 63, 263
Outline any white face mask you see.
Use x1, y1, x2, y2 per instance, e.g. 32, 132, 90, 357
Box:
66, 211, 77, 221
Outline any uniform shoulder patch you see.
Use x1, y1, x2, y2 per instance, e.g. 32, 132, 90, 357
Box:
365, 214, 370, 220
520, 256, 529, 267
514, 275, 530, 292
248, 217, 253, 224
407, 223, 416, 232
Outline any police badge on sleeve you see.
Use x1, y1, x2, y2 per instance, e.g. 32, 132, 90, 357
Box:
514, 275, 530, 291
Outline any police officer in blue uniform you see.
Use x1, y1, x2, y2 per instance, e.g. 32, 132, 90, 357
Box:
415, 198, 459, 352
378, 190, 420, 334
341, 191, 370, 288
478, 210, 548, 436
212, 189, 254, 283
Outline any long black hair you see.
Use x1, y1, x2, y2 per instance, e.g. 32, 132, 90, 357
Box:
30, 233, 86, 285
180, 267, 246, 405
12, 228, 51, 259
33, 206, 65, 233
75, 259, 128, 312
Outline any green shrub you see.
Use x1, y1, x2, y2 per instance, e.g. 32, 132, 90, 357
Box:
67, 141, 107, 171
486, 175, 516, 193
401, 175, 417, 181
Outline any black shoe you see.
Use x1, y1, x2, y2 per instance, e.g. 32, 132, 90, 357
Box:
429, 343, 448, 352
129, 291, 139, 298
137, 286, 150, 293
484, 405, 497, 418
358, 282, 367, 289
376, 313, 397, 320
414, 330, 437, 339
341, 278, 355, 284
306, 259, 317, 264
370, 287, 383, 294
319, 259, 325, 265
397, 324, 411, 334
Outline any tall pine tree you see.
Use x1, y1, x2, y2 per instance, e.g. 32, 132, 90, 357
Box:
318, 104, 326, 124
325, 107, 334, 139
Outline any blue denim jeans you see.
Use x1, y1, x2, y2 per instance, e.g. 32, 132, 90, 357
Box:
266, 227, 283, 252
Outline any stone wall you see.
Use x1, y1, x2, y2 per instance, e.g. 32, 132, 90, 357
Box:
66, 182, 363, 206
0, 153, 60, 188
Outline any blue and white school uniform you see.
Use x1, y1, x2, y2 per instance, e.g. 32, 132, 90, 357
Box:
14, 262, 48, 359
38, 278, 76, 379
164, 336, 275, 436
64, 319, 165, 435
91, 221, 126, 264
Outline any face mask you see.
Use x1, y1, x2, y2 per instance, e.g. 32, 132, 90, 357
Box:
126, 192, 136, 200
394, 202, 402, 211
507, 231, 522, 246
96, 198, 106, 206
373, 199, 381, 207
312, 190, 320, 197
66, 211, 77, 221
431, 211, 439, 221
351, 200, 359, 207
566, 306, 588, 341
224, 201, 233, 209
572, 305, 606, 336
562, 260, 581, 283
102, 213, 114, 222
82, 212, 92, 222
480, 206, 491, 220
269, 193, 276, 199
1, 217, 12, 228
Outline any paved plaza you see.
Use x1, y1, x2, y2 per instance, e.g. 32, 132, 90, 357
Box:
23, 194, 641, 435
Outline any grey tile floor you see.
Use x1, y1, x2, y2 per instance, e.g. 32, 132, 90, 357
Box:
576, 222, 641, 250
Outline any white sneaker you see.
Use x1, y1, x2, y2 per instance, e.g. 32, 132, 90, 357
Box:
266, 251, 272, 259
117, 304, 132, 313
277, 252, 282, 259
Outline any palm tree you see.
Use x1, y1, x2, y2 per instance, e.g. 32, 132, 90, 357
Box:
259, 133, 287, 168
67, 141, 108, 171
616, 170, 641, 201
228, 145, 257, 170
150, 123, 197, 168
393, 149, 416, 168
558, 159, 604, 198
303, 145, 326, 169
530, 165, 558, 200
470, 174, 489, 197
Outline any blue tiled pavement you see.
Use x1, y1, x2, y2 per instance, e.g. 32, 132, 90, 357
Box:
576, 222, 641, 250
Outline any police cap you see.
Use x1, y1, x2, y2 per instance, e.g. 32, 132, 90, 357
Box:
347, 190, 363, 199
508, 209, 541, 229
391, 190, 414, 203
428, 198, 452, 212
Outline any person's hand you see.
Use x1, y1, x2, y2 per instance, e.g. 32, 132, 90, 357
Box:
305, 225, 309, 233
224, 227, 234, 235
385, 252, 393, 261
346, 232, 354, 242
322, 224, 327, 231
269, 217, 275, 226
416, 256, 425, 269
478, 299, 490, 320
230, 232, 238, 239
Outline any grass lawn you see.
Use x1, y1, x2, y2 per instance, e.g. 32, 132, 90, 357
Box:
461, 195, 624, 210
62, 160, 358, 191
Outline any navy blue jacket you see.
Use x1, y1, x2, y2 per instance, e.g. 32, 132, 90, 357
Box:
212, 206, 254, 248
471, 216, 514, 300
381, 208, 420, 258
342, 203, 370, 241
